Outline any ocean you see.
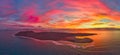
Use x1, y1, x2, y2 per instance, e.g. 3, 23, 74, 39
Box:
0, 29, 120, 55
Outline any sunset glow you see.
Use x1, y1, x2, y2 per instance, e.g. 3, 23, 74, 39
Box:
0, 0, 120, 29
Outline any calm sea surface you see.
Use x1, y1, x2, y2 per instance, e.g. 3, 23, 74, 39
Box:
0, 30, 120, 55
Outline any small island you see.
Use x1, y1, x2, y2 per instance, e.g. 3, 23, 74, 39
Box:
15, 31, 96, 43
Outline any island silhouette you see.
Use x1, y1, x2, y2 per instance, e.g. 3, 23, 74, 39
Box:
15, 31, 96, 43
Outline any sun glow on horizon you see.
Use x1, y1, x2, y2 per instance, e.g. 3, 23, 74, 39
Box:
0, 0, 120, 29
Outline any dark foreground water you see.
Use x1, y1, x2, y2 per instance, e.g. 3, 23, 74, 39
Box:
0, 30, 120, 55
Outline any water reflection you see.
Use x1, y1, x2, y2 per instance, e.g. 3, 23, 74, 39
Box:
75, 30, 120, 55
0, 30, 120, 55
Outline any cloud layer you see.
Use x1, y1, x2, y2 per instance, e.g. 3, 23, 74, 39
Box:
0, 0, 120, 28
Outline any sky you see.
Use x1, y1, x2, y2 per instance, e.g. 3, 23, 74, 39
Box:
0, 0, 120, 29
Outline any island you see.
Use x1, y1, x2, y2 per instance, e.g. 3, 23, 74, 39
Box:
15, 31, 96, 43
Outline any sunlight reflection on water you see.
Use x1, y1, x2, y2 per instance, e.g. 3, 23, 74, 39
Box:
0, 30, 120, 55
74, 30, 120, 54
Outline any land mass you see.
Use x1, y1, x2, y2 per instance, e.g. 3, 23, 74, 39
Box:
15, 31, 96, 43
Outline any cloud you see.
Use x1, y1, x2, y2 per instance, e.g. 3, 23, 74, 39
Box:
0, 0, 120, 28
